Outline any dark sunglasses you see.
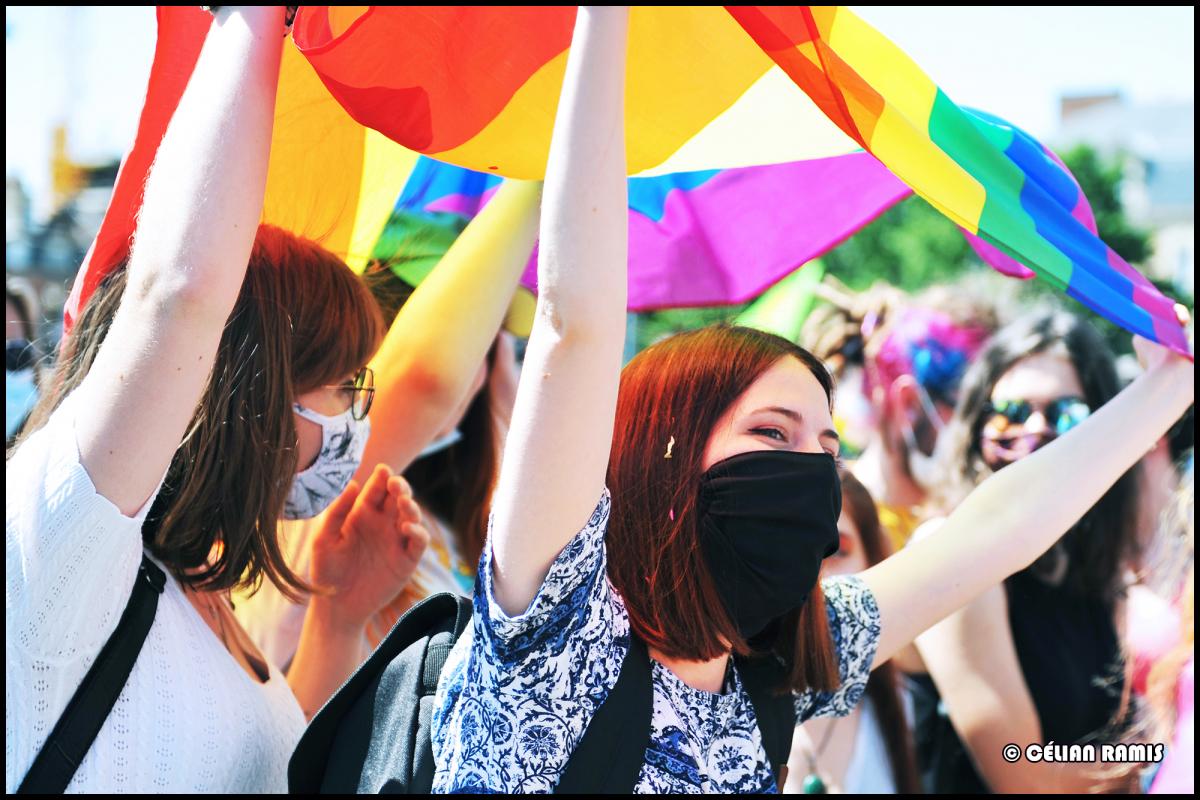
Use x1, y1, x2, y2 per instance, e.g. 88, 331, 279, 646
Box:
323, 366, 375, 421
983, 396, 1091, 437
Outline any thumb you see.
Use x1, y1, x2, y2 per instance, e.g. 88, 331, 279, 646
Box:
318, 479, 360, 542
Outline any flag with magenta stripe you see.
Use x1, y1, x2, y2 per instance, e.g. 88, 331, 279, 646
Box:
69, 7, 1189, 356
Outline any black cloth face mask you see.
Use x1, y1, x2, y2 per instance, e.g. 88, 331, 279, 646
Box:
697, 449, 841, 640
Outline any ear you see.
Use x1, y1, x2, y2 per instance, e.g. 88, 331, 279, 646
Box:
886, 375, 922, 427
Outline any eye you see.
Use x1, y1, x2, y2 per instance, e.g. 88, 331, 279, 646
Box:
751, 426, 787, 442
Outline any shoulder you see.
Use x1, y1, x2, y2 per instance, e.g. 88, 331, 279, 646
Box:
794, 575, 881, 721
474, 488, 617, 660
822, 574, 881, 635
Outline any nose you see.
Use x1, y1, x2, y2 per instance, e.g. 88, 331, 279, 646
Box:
796, 431, 825, 455
1022, 410, 1052, 436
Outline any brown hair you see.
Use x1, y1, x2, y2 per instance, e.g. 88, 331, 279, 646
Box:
606, 324, 840, 693
933, 308, 1139, 601
20, 224, 385, 600
839, 471, 921, 794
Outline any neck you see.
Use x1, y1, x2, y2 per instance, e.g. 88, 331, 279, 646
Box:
650, 647, 731, 694
853, 434, 924, 509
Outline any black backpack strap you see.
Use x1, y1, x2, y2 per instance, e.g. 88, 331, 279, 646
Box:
409, 595, 474, 792
738, 655, 796, 790
18, 554, 166, 794
289, 592, 474, 794
555, 634, 654, 794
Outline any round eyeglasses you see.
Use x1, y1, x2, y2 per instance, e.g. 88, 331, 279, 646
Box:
324, 366, 375, 420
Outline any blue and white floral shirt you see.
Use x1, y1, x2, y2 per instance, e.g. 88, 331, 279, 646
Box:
432, 490, 881, 793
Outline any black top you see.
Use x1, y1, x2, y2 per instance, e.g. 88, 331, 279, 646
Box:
910, 567, 1125, 794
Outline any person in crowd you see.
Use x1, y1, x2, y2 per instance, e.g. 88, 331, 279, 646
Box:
6, 281, 41, 446
234, 179, 539, 674
1124, 461, 1193, 794
6, 8, 428, 791
1124, 406, 1192, 708
802, 279, 905, 459
785, 471, 920, 794
1129, 407, 1193, 571
909, 308, 1151, 793
430, 7, 1194, 793
804, 281, 996, 549
1146, 572, 1193, 794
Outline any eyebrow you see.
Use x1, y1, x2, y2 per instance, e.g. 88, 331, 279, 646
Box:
751, 406, 841, 444
753, 406, 802, 422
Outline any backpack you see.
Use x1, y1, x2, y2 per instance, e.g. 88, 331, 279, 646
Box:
288, 592, 795, 793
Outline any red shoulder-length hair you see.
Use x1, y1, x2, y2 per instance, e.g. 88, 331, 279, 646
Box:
606, 324, 840, 693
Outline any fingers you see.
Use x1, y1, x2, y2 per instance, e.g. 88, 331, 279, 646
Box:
389, 473, 414, 502
387, 474, 427, 562
402, 520, 432, 561
388, 475, 422, 529
361, 463, 394, 511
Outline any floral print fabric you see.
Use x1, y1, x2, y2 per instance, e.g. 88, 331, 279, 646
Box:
432, 489, 881, 793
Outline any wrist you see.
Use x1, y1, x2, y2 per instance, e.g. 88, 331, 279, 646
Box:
307, 594, 369, 638
1147, 353, 1195, 396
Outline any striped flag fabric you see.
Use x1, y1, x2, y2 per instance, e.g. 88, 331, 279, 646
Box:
66, 6, 1189, 356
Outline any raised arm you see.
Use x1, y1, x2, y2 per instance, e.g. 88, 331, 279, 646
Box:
354, 179, 542, 484
73, 7, 285, 515
488, 7, 629, 616
864, 341, 1193, 666
913, 580, 1136, 792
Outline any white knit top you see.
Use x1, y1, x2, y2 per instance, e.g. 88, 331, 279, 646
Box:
5, 390, 306, 793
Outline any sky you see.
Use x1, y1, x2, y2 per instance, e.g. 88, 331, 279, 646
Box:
5, 6, 1196, 222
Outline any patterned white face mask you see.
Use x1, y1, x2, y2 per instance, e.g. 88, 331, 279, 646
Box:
283, 403, 371, 520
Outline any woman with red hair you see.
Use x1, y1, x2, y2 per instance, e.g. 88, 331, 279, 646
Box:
431, 7, 1194, 793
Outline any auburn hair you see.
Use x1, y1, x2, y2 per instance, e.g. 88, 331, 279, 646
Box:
838, 471, 921, 794
606, 324, 840, 693
20, 224, 385, 600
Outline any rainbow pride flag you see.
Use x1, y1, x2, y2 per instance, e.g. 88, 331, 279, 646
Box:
731, 8, 1187, 353
66, 7, 417, 328
373, 123, 1101, 318
68, 7, 1188, 356
375, 152, 907, 311
293, 6, 1188, 353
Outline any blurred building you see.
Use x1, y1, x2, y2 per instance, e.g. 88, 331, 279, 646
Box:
1057, 93, 1195, 296
6, 126, 118, 346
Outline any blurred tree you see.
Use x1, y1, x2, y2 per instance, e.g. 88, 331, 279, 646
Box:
1018, 145, 1164, 356
821, 195, 967, 292
1060, 144, 1152, 265
635, 304, 748, 351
